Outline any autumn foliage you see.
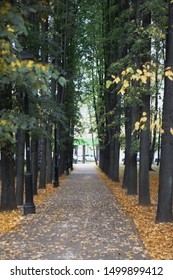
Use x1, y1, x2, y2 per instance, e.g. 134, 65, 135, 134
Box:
99, 167, 173, 260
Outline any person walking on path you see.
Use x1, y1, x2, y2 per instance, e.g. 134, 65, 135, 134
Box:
0, 163, 148, 260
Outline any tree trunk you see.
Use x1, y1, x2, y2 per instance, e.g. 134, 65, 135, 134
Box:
138, 0, 151, 205
1, 147, 17, 211
122, 108, 131, 189
139, 94, 151, 204
16, 128, 25, 205
156, 1, 173, 222
127, 107, 138, 195
39, 138, 47, 189
149, 52, 159, 170
46, 125, 53, 184
0, 83, 16, 211
31, 137, 38, 195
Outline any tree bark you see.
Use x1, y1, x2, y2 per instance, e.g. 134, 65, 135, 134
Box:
46, 125, 53, 184
156, 1, 173, 222
0, 82, 16, 211
16, 128, 25, 205
31, 137, 38, 195
138, 0, 151, 205
126, 107, 138, 195
39, 138, 47, 189
1, 147, 17, 211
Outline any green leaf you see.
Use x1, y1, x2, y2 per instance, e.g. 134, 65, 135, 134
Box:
106, 80, 112, 89
58, 76, 66, 86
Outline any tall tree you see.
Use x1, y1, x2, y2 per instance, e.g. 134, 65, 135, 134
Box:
156, 0, 173, 222
138, 0, 151, 205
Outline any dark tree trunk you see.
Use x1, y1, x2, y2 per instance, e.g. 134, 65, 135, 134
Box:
31, 137, 38, 195
139, 94, 151, 204
39, 138, 47, 189
1, 147, 17, 211
156, 1, 173, 222
157, 131, 161, 166
59, 149, 66, 176
16, 128, 25, 205
138, 0, 151, 205
0, 82, 16, 211
46, 125, 53, 184
127, 107, 138, 195
82, 145, 86, 164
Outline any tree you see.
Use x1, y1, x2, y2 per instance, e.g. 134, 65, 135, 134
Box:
138, 0, 151, 205
0, 0, 61, 210
0, 0, 26, 210
156, 0, 173, 222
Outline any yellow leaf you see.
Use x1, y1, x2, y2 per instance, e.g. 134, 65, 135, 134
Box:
150, 123, 155, 130
121, 70, 126, 76
165, 67, 171, 71
137, 69, 142, 75
165, 70, 173, 80
27, 60, 34, 69
170, 128, 173, 135
41, 66, 46, 71
10, 61, 16, 68
7, 24, 14, 33
141, 75, 147, 84
126, 67, 133, 74
16, 59, 21, 67
135, 121, 140, 130
0, 50, 9, 55
160, 128, 164, 134
140, 116, 147, 123
113, 76, 121, 84
123, 79, 129, 88
118, 87, 125, 94
0, 119, 7, 126
168, 76, 173, 81
131, 74, 137, 80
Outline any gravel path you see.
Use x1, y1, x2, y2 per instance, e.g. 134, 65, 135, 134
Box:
0, 163, 149, 260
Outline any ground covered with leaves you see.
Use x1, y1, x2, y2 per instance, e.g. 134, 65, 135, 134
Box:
0, 168, 172, 259
99, 167, 173, 260
0, 176, 66, 235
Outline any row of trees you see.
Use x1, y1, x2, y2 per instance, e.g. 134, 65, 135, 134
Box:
75, 0, 173, 222
0, 0, 79, 211
1, 0, 173, 223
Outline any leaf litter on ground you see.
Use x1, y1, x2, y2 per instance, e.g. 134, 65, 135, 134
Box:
0, 175, 66, 235
0, 167, 172, 260
98, 166, 173, 260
